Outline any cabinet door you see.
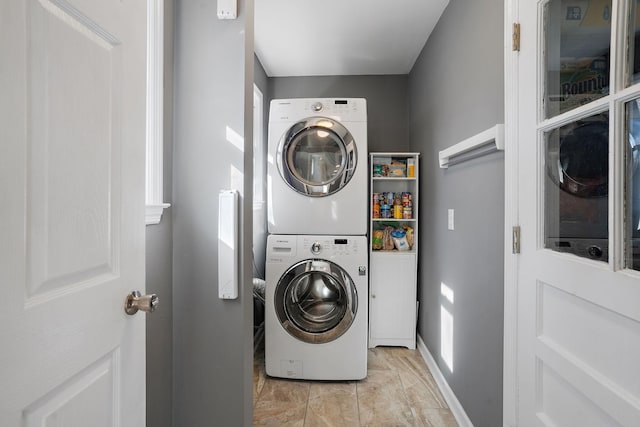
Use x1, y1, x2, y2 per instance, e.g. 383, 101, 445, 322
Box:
369, 252, 417, 346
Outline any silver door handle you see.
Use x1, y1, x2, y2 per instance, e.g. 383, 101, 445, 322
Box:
124, 291, 159, 315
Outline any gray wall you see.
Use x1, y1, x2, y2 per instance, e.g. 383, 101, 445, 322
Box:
408, 0, 504, 426
172, 0, 254, 425
145, 1, 174, 426
269, 75, 410, 152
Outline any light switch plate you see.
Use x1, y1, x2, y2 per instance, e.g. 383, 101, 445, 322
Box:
217, 0, 237, 19
448, 209, 455, 230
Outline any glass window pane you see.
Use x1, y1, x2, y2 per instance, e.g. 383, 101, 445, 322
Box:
626, 99, 640, 269
628, 1, 640, 85
544, 0, 612, 118
544, 112, 609, 262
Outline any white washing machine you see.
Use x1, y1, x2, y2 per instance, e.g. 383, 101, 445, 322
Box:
265, 234, 368, 380
267, 98, 368, 235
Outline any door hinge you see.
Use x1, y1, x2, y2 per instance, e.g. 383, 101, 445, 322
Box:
512, 22, 521, 52
512, 226, 521, 254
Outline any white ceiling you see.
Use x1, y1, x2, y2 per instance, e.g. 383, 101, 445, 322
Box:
254, 0, 450, 77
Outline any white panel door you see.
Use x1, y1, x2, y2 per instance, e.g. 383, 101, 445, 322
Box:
0, 0, 147, 425
515, 0, 640, 425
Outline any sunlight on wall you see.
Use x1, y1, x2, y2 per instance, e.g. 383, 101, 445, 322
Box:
226, 125, 244, 152
217, 190, 238, 255
441, 282, 454, 304
441, 282, 454, 373
227, 125, 244, 193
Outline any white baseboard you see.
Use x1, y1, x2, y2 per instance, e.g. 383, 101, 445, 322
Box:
417, 334, 474, 427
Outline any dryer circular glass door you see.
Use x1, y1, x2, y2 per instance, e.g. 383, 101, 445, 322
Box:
274, 259, 357, 344
277, 117, 357, 197
546, 117, 609, 198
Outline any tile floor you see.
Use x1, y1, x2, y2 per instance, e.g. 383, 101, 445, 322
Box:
253, 344, 459, 426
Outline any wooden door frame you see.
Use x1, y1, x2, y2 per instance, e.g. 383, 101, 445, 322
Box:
503, 0, 520, 426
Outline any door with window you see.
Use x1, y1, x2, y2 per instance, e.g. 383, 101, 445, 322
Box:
515, 0, 640, 425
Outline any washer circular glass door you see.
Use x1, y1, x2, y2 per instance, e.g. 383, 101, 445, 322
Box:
274, 259, 357, 344
277, 117, 357, 197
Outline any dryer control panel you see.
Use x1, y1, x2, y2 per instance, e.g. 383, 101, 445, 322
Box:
270, 98, 367, 123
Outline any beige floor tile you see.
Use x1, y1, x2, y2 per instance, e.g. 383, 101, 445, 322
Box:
254, 340, 267, 403
304, 382, 359, 427
401, 370, 448, 410
356, 369, 415, 426
253, 378, 310, 426
381, 346, 421, 359
366, 347, 395, 371
253, 400, 307, 427
257, 377, 310, 404
384, 351, 428, 374
253, 344, 460, 427
417, 408, 459, 427
253, 354, 266, 402
387, 358, 448, 409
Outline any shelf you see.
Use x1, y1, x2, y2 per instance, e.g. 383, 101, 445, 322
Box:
438, 123, 504, 168
371, 249, 417, 255
372, 176, 417, 181
369, 152, 419, 350
372, 218, 416, 222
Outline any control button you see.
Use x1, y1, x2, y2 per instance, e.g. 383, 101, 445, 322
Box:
311, 102, 323, 112
311, 242, 321, 254
587, 245, 603, 259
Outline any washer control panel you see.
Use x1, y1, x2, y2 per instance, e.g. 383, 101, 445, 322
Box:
303, 237, 360, 256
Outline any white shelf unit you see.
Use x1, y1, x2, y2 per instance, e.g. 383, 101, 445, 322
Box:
369, 152, 419, 349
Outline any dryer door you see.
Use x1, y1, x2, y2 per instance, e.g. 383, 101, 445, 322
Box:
274, 259, 357, 344
277, 117, 357, 197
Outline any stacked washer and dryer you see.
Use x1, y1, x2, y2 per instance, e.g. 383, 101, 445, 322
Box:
265, 98, 369, 380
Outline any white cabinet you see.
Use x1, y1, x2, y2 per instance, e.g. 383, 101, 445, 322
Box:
369, 153, 419, 349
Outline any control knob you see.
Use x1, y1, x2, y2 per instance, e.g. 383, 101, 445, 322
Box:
311, 242, 322, 254
587, 245, 603, 259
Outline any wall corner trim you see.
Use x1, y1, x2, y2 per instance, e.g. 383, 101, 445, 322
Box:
416, 334, 474, 427
145, 0, 169, 228
146, 203, 171, 225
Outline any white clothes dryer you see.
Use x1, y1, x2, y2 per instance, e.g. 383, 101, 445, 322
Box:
267, 98, 368, 235
265, 234, 368, 380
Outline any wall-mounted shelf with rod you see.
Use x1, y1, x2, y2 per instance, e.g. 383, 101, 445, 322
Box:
438, 124, 504, 168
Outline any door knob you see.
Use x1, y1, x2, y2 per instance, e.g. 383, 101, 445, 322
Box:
124, 291, 159, 315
